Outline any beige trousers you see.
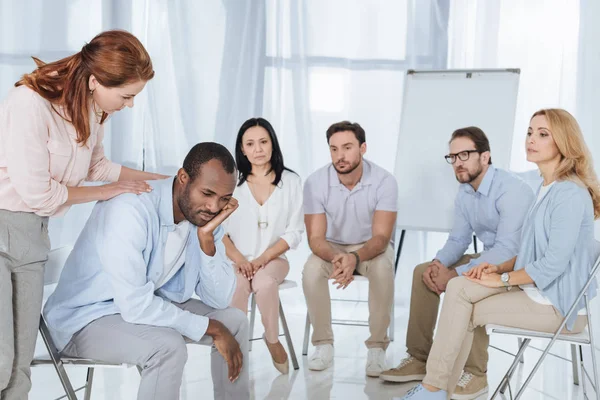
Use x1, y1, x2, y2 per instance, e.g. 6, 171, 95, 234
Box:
407, 254, 489, 376
302, 243, 395, 349
423, 276, 588, 397
230, 258, 289, 343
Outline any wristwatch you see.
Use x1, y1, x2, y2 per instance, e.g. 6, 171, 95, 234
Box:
501, 273, 512, 290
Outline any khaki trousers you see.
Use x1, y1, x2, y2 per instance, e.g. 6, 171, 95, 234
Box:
407, 254, 489, 376
302, 243, 394, 349
423, 276, 587, 397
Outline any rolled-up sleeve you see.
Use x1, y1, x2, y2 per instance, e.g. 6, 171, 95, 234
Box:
98, 198, 209, 341
4, 90, 68, 215
280, 175, 304, 249
194, 226, 237, 309
86, 125, 122, 182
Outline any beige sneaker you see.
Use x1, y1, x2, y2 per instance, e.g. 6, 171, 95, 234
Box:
379, 356, 426, 383
451, 372, 488, 400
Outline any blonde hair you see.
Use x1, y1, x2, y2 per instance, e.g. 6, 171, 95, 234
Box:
531, 108, 600, 219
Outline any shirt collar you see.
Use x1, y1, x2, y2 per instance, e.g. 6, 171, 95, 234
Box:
152, 177, 176, 227
328, 158, 373, 188
461, 164, 496, 196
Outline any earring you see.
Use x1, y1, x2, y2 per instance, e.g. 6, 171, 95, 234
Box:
89, 88, 95, 96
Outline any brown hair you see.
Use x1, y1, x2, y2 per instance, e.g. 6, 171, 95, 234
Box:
531, 109, 600, 219
326, 121, 366, 145
450, 126, 492, 164
15, 30, 154, 144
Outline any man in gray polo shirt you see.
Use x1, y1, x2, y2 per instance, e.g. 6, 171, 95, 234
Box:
303, 121, 398, 377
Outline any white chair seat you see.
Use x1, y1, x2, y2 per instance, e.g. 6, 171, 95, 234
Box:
486, 324, 591, 345
278, 279, 297, 290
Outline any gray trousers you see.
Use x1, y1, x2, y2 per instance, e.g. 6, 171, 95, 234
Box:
62, 299, 250, 400
0, 210, 50, 400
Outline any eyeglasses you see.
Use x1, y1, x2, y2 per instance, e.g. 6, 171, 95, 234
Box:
444, 150, 480, 164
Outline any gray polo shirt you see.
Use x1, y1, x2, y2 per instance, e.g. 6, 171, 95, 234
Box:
303, 159, 398, 245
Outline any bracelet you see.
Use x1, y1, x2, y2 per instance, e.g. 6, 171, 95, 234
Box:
350, 251, 360, 268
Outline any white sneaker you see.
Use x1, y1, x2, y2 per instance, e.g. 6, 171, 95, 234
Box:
308, 344, 334, 371
366, 348, 387, 377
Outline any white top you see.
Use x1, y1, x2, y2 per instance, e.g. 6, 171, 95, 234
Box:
224, 170, 304, 261
157, 220, 191, 289
520, 182, 586, 315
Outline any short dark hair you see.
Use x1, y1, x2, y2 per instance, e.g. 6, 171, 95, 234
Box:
450, 126, 492, 165
183, 142, 236, 181
326, 121, 366, 145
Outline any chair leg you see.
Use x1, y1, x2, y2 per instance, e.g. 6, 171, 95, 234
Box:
491, 338, 530, 399
84, 367, 94, 400
580, 346, 588, 399
38, 315, 78, 400
571, 344, 579, 385
279, 301, 299, 370
517, 338, 525, 364
249, 294, 257, 352
514, 328, 576, 400
590, 342, 600, 400
389, 297, 395, 342
302, 313, 310, 356
585, 296, 600, 400
52, 361, 78, 400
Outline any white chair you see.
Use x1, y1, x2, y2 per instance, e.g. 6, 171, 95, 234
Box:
487, 244, 600, 400
248, 279, 299, 370
32, 246, 136, 400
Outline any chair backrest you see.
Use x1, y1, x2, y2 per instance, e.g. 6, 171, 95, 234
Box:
44, 246, 73, 286
592, 240, 600, 283
562, 239, 600, 321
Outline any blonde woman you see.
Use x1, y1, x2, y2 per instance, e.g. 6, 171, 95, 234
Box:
401, 108, 600, 400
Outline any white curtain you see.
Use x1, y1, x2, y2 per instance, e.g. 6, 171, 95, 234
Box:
261, 0, 448, 178
448, 0, 582, 173
105, 0, 448, 180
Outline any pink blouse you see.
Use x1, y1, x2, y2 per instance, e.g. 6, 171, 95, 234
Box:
0, 86, 122, 217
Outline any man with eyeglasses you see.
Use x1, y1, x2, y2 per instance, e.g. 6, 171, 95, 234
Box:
380, 127, 534, 400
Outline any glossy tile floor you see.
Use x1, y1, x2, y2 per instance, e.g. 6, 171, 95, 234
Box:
30, 231, 599, 399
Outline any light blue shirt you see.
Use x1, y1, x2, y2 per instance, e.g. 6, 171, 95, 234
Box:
435, 165, 535, 275
43, 178, 237, 352
516, 180, 598, 330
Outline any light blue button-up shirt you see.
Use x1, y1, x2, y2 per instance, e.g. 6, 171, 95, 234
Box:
43, 177, 237, 352
516, 180, 599, 330
435, 165, 535, 275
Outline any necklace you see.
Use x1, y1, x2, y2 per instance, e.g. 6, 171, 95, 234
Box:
247, 179, 275, 229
